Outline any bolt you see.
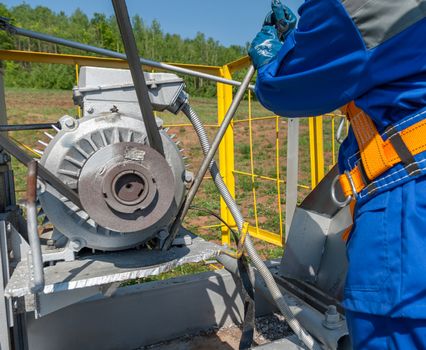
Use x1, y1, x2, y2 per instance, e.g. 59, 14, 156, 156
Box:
322, 305, 343, 330
184, 171, 194, 183
37, 179, 46, 194
156, 230, 169, 249
155, 118, 163, 129
157, 230, 168, 240
87, 107, 95, 114
65, 118, 76, 128
70, 239, 82, 251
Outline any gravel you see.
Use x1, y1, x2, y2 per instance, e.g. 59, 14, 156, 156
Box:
254, 313, 293, 344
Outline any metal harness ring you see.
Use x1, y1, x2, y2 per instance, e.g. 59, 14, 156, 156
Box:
331, 173, 353, 208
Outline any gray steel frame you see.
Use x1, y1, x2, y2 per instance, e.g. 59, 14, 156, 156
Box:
0, 219, 13, 350
285, 118, 300, 239
0, 62, 14, 350
0, 63, 6, 129
112, 0, 164, 156
16, 260, 348, 350
0, 123, 59, 132
24, 269, 251, 350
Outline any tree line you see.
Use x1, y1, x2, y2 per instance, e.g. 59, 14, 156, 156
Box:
0, 4, 248, 96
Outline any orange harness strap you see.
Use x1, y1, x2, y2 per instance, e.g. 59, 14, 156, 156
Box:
346, 102, 390, 180
342, 200, 356, 242
338, 102, 426, 198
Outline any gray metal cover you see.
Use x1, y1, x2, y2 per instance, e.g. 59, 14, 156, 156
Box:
280, 166, 352, 300
74, 66, 185, 116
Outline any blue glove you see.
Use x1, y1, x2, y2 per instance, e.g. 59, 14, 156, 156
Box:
249, 0, 297, 69
248, 26, 283, 69
268, 0, 297, 40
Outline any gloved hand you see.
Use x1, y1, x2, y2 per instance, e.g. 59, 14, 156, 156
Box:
248, 26, 283, 70
248, 0, 297, 69
266, 0, 297, 40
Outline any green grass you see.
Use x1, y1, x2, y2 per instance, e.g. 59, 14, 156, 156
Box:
258, 246, 284, 260
238, 144, 251, 160
121, 262, 214, 286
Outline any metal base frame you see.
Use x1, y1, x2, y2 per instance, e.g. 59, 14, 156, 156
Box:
24, 268, 272, 350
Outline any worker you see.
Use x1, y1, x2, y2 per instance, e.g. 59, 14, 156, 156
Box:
249, 0, 426, 348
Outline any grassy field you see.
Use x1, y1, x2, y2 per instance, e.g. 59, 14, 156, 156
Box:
5, 87, 340, 266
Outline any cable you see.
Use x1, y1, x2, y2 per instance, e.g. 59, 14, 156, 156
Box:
189, 205, 239, 245
9, 136, 41, 158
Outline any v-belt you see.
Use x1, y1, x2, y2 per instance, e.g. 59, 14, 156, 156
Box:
337, 102, 426, 201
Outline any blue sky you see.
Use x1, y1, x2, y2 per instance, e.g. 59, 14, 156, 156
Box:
2, 0, 304, 47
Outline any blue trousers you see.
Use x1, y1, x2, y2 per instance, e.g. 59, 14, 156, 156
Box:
346, 311, 426, 349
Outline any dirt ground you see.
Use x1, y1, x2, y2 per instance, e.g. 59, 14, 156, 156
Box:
139, 313, 293, 350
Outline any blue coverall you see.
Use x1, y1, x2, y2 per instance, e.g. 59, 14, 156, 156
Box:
253, 0, 426, 348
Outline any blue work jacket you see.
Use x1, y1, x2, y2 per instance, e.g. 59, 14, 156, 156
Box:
255, 0, 426, 317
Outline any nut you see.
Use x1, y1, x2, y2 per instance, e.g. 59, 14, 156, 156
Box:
70, 239, 83, 251
322, 305, 345, 330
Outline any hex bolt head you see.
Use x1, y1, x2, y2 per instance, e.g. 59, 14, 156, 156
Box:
65, 118, 76, 128
184, 171, 194, 183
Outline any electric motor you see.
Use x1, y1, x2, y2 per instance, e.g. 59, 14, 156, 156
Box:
38, 112, 187, 251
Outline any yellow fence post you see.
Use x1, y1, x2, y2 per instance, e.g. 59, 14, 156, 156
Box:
75, 64, 82, 118
217, 64, 236, 245
309, 116, 325, 188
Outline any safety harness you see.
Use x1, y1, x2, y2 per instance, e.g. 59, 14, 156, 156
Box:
333, 102, 426, 241
335, 102, 426, 203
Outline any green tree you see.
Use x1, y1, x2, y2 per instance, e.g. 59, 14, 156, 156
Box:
0, 4, 14, 51
2, 3, 247, 96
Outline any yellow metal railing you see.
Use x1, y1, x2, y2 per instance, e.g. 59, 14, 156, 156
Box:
0, 49, 345, 248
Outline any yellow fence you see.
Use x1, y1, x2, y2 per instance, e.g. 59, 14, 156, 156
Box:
0, 50, 345, 248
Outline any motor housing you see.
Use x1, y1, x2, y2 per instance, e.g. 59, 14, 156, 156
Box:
39, 112, 186, 251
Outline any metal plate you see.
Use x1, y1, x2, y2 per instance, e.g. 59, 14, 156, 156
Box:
5, 231, 221, 298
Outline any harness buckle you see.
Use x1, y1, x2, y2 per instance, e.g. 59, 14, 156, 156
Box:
331, 171, 356, 208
